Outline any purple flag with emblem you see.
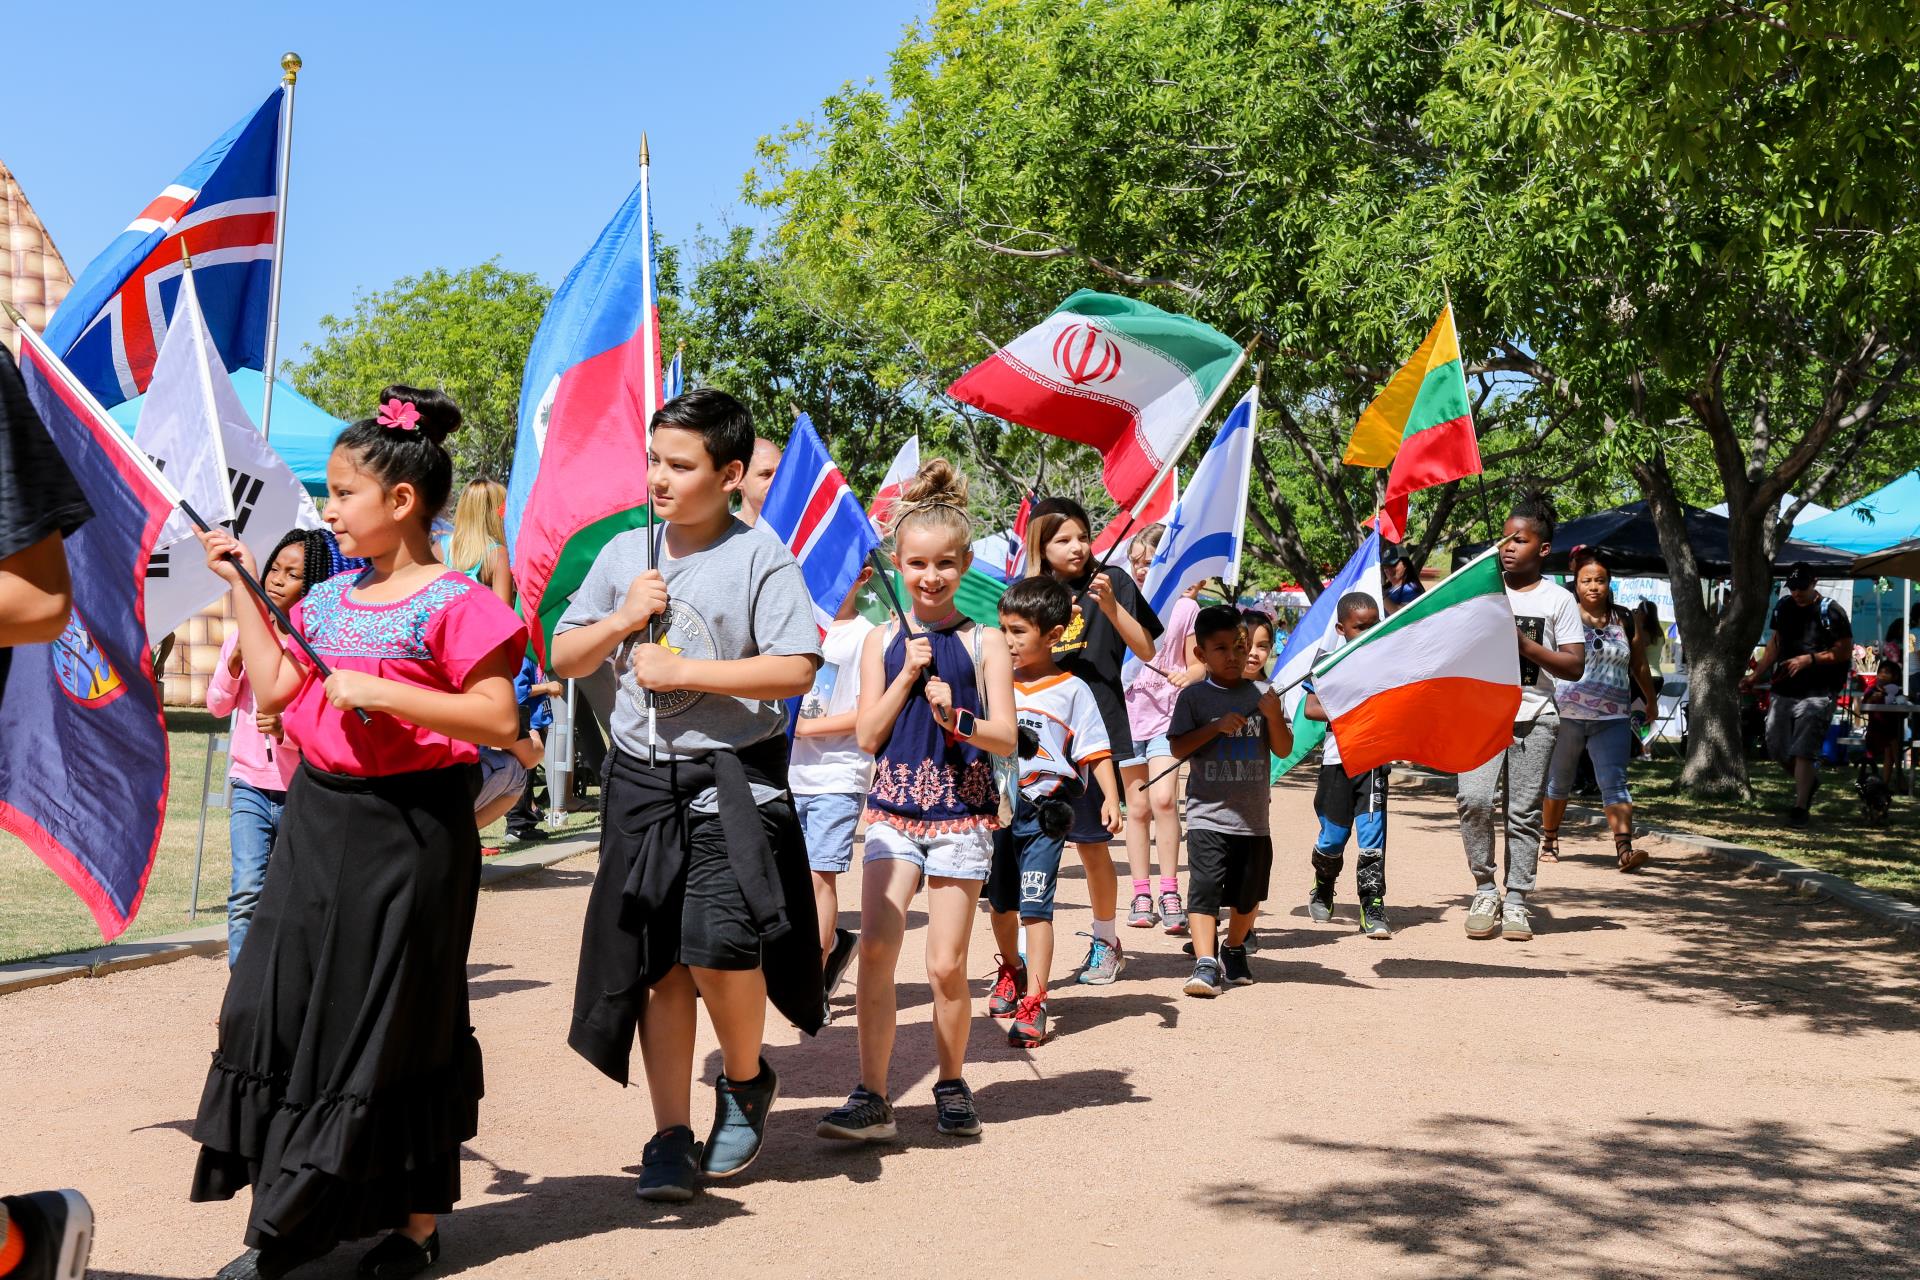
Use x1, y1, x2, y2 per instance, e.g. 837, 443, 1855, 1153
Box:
0, 334, 173, 940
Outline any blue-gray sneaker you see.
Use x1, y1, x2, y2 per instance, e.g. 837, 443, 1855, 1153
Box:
1075, 932, 1125, 985
701, 1058, 778, 1178
634, 1125, 700, 1203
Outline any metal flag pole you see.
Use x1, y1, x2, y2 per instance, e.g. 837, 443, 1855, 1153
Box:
259, 52, 301, 441
638, 133, 661, 766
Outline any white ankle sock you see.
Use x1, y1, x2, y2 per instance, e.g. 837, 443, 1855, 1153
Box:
1092, 916, 1118, 943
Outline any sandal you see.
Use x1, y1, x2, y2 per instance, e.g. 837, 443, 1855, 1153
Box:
1539, 827, 1560, 863
1614, 831, 1649, 873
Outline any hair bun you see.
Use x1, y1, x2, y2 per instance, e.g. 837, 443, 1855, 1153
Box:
899, 457, 969, 509
376, 384, 462, 445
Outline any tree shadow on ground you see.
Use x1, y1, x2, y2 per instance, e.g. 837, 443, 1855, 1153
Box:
1381, 806, 1918, 1037
1204, 1114, 1920, 1280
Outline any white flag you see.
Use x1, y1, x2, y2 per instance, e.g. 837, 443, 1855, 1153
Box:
134, 268, 237, 550
136, 271, 322, 642
1136, 388, 1258, 616
868, 433, 920, 534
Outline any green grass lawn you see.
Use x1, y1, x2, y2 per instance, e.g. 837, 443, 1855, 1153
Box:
0, 710, 595, 965
1627, 755, 1920, 904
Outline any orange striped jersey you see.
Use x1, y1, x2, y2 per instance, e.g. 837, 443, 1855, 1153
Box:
1015, 671, 1113, 800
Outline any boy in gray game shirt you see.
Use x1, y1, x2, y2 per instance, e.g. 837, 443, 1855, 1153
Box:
1167, 605, 1293, 997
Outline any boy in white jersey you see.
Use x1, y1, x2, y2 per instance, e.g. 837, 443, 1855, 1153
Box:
986, 577, 1121, 1048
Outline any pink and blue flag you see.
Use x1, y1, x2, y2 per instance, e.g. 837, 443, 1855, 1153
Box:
1, 339, 173, 940
44, 91, 283, 408
505, 170, 662, 664
759, 413, 881, 632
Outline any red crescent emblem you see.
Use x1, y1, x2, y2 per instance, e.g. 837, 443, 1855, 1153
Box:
1050, 322, 1123, 387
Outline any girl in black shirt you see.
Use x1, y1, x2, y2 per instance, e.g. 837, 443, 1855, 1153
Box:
1024, 497, 1162, 984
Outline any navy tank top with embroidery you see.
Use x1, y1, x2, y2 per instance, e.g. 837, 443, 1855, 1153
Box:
864, 622, 998, 833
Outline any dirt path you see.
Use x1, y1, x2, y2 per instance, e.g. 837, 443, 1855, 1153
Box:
5, 776, 1916, 1279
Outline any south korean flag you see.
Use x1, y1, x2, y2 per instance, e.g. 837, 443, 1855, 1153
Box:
136, 268, 321, 643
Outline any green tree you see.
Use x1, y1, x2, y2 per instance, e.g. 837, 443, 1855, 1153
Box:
288, 261, 553, 483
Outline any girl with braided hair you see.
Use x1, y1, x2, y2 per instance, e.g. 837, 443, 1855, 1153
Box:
204, 527, 334, 967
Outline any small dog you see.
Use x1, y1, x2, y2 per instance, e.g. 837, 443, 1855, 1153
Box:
1856, 760, 1894, 826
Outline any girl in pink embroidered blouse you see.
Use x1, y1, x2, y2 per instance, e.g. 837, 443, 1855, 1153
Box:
188, 386, 525, 1277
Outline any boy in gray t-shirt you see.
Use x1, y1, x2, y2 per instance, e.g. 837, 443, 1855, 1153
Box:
1166, 605, 1293, 997
551, 389, 821, 1205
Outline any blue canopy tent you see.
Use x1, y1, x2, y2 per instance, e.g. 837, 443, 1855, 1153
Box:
1795, 470, 1920, 697
1793, 470, 1920, 554
107, 368, 345, 498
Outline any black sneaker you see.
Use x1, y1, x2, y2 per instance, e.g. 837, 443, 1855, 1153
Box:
817, 1085, 897, 1142
1183, 957, 1226, 997
1219, 943, 1255, 986
932, 1077, 983, 1137
1308, 881, 1336, 924
2, 1192, 92, 1280
1359, 898, 1392, 939
1787, 805, 1810, 828
634, 1125, 700, 1203
701, 1058, 779, 1177
357, 1230, 439, 1279
823, 927, 857, 1003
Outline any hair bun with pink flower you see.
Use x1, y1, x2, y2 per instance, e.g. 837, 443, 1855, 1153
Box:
369, 384, 461, 445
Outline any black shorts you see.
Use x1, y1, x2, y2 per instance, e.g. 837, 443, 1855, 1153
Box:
675, 808, 765, 971
1186, 828, 1273, 916
1068, 769, 1117, 844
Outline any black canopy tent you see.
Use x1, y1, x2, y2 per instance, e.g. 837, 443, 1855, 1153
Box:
1454, 501, 1856, 576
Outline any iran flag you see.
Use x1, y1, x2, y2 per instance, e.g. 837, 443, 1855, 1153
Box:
948, 291, 1241, 510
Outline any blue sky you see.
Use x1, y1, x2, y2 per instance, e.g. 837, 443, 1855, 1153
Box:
6, 0, 922, 360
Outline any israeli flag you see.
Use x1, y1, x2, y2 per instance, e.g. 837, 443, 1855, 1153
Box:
1137, 387, 1258, 616
1271, 533, 1384, 778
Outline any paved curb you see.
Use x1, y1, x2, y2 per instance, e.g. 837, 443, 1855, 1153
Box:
0, 832, 601, 999
1390, 768, 1920, 940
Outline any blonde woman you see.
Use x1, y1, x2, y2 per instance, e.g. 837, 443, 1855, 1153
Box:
440, 477, 513, 606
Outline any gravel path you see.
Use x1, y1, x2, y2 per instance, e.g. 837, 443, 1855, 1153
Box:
5, 776, 1915, 1279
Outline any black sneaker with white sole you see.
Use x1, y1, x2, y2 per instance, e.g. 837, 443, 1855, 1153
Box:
1219, 944, 1255, 986
932, 1077, 983, 1137
1184, 957, 1226, 997
634, 1125, 701, 1203
817, 1085, 897, 1141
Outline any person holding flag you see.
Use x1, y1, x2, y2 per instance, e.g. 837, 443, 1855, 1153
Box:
553, 388, 824, 1204
188, 386, 527, 1280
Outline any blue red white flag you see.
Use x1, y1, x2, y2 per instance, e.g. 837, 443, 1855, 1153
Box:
759, 413, 881, 632
1, 331, 174, 940
663, 345, 684, 400
505, 163, 663, 663
868, 434, 918, 535
44, 91, 283, 408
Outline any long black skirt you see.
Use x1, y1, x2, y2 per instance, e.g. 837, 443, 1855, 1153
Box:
189, 760, 485, 1252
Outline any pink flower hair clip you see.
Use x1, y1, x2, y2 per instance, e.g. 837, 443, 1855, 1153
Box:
376, 398, 421, 431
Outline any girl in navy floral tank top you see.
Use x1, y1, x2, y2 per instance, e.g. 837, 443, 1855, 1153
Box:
820, 461, 1015, 1143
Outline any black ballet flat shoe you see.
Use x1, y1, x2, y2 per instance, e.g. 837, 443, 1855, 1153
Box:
217, 1239, 329, 1280
357, 1230, 440, 1279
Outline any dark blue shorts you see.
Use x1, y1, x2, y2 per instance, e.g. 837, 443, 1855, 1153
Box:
987, 795, 1071, 922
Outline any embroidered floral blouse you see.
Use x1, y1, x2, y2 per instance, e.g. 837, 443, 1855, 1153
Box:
863, 622, 999, 834
281, 570, 527, 777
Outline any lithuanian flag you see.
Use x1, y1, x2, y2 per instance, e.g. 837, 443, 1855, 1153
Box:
1309, 546, 1520, 776
1342, 305, 1483, 541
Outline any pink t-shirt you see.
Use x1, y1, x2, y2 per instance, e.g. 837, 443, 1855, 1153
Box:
1125, 595, 1200, 741
206, 631, 300, 793
282, 570, 528, 777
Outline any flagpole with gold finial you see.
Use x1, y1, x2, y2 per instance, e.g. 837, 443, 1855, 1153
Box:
259, 52, 302, 442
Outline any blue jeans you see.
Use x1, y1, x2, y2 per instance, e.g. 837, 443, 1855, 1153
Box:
1544, 717, 1633, 807
227, 781, 286, 966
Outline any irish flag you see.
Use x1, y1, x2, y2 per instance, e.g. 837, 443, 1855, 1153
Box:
948, 290, 1241, 510
504, 155, 663, 663
1308, 547, 1520, 776
1343, 305, 1482, 542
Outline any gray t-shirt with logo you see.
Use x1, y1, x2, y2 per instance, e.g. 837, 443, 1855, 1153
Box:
557, 519, 820, 806
1168, 677, 1273, 835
